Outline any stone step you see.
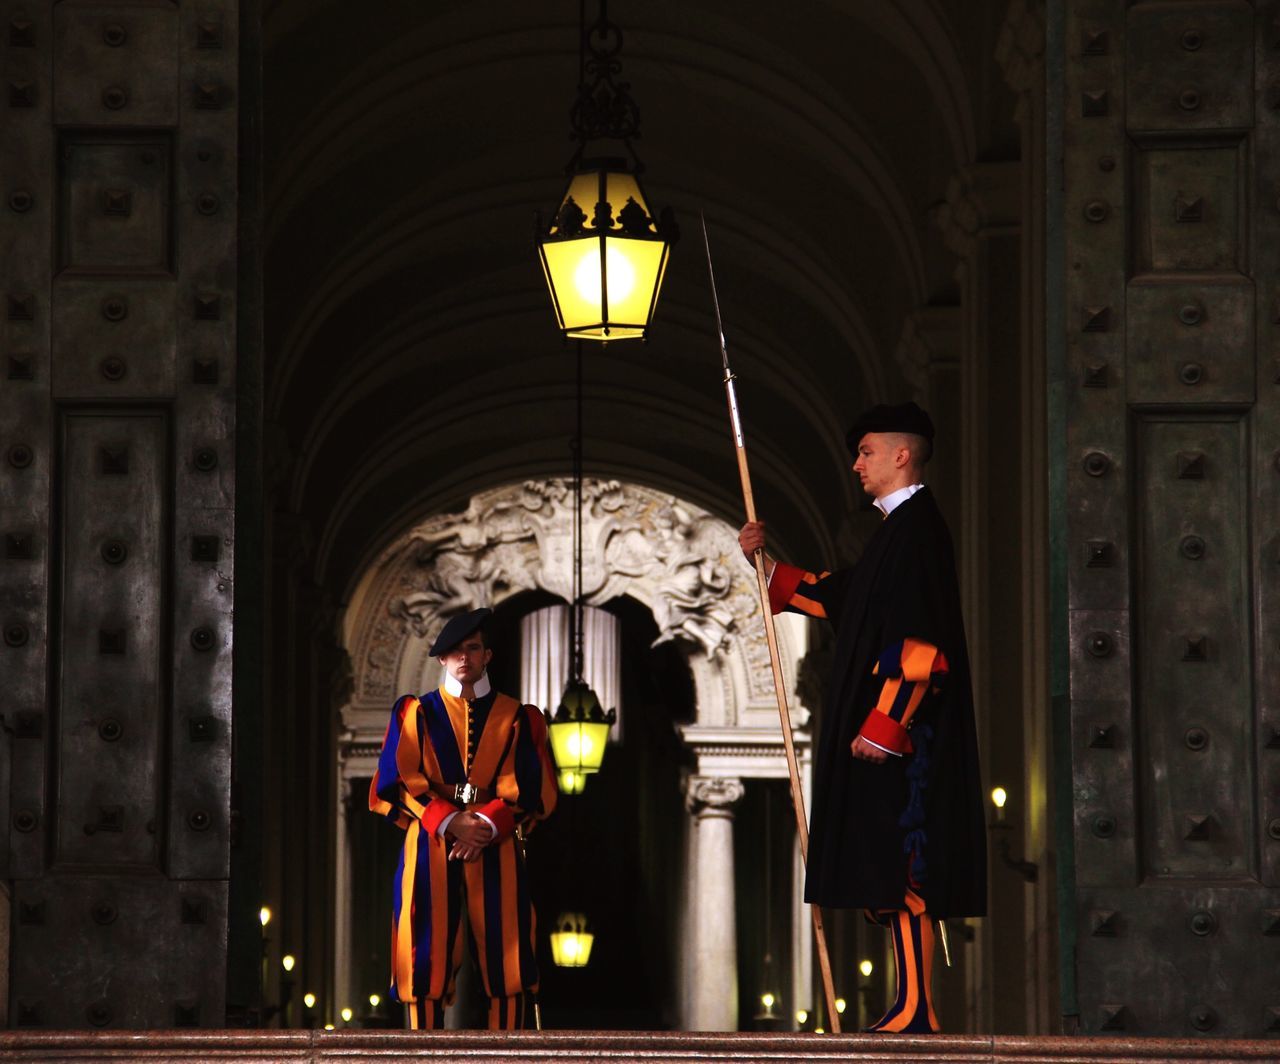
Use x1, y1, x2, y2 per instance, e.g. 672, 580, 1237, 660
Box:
0, 1031, 1276, 1063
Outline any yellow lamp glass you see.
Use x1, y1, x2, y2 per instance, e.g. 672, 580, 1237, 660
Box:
303, 993, 317, 1009
537, 161, 675, 342
548, 718, 612, 775
550, 912, 595, 968
558, 768, 587, 794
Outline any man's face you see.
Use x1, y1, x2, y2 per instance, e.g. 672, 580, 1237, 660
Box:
852, 432, 906, 498
438, 633, 492, 685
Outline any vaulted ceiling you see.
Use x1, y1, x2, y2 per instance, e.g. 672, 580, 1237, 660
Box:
261, 0, 1017, 599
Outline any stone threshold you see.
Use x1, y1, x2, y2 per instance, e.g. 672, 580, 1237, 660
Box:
0, 1031, 1277, 1063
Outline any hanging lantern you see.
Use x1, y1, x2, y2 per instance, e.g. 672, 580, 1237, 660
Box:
548, 678, 616, 782
550, 912, 595, 968
535, 3, 677, 342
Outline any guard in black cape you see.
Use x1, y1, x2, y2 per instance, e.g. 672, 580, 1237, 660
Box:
739, 401, 986, 1033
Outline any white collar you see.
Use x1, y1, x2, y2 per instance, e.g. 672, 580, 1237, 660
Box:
874, 483, 924, 518
443, 671, 491, 699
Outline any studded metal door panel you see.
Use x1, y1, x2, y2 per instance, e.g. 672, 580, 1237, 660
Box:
1065, 0, 1280, 1038
0, 0, 237, 1028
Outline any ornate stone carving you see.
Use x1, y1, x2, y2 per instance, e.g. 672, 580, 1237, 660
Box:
685, 775, 745, 817
351, 478, 777, 703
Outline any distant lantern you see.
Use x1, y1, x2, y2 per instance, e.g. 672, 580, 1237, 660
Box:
550, 911, 595, 968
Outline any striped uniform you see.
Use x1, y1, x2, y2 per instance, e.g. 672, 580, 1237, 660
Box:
770, 563, 947, 1034
369, 686, 558, 1029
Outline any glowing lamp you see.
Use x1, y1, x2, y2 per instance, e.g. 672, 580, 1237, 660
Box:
859, 959, 874, 978
368, 993, 381, 1008
303, 993, 317, 1009
340, 1007, 353, 1023
548, 679, 616, 781
323, 1023, 335, 1031
550, 911, 595, 968
991, 786, 1008, 810
281, 954, 296, 973
538, 160, 676, 342
835, 997, 847, 1014
258, 906, 272, 928
795, 1009, 808, 1025
558, 768, 587, 795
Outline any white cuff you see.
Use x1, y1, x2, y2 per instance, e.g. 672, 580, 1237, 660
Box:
438, 810, 497, 840
861, 736, 903, 757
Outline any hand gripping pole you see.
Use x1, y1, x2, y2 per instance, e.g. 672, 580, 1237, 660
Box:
700, 213, 841, 1034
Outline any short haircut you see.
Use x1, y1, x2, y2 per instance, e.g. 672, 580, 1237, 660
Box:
886, 431, 932, 467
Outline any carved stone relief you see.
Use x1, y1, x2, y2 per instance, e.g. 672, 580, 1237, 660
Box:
347, 478, 789, 709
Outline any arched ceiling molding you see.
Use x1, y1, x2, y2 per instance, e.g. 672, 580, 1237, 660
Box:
277, 188, 884, 488
817, 0, 975, 162
307, 367, 841, 594
285, 291, 856, 516
263, 27, 930, 291
262, 3, 973, 186
268, 176, 892, 427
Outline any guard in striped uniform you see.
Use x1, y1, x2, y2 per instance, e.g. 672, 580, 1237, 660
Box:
740, 402, 985, 1034
369, 608, 558, 1030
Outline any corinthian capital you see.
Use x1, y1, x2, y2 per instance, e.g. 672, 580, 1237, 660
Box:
685, 775, 745, 817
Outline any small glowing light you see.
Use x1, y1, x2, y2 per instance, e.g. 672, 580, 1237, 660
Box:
304, 993, 317, 1009
859, 959, 874, 978
835, 997, 847, 1014
281, 954, 296, 973
369, 993, 381, 1008
815, 1026, 825, 1034
558, 769, 586, 794
760, 992, 775, 1009
550, 912, 595, 967
341, 1007, 353, 1023
991, 786, 1008, 809
795, 1009, 808, 1024
323, 1023, 335, 1031
258, 906, 272, 928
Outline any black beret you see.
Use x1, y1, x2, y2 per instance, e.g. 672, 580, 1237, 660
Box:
845, 401, 935, 456
428, 607, 492, 657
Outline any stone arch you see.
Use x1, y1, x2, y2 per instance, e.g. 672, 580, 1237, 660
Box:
334, 476, 815, 1029
340, 477, 809, 732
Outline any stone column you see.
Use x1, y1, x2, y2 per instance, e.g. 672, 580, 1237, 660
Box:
684, 776, 745, 1031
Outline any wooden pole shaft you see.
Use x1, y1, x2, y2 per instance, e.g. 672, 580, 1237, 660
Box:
728, 381, 842, 1035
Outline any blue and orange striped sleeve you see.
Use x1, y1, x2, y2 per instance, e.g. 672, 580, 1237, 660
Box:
369, 694, 455, 832
477, 704, 559, 839
767, 561, 840, 620
856, 638, 949, 756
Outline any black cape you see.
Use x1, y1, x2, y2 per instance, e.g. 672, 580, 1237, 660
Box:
803, 487, 987, 916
